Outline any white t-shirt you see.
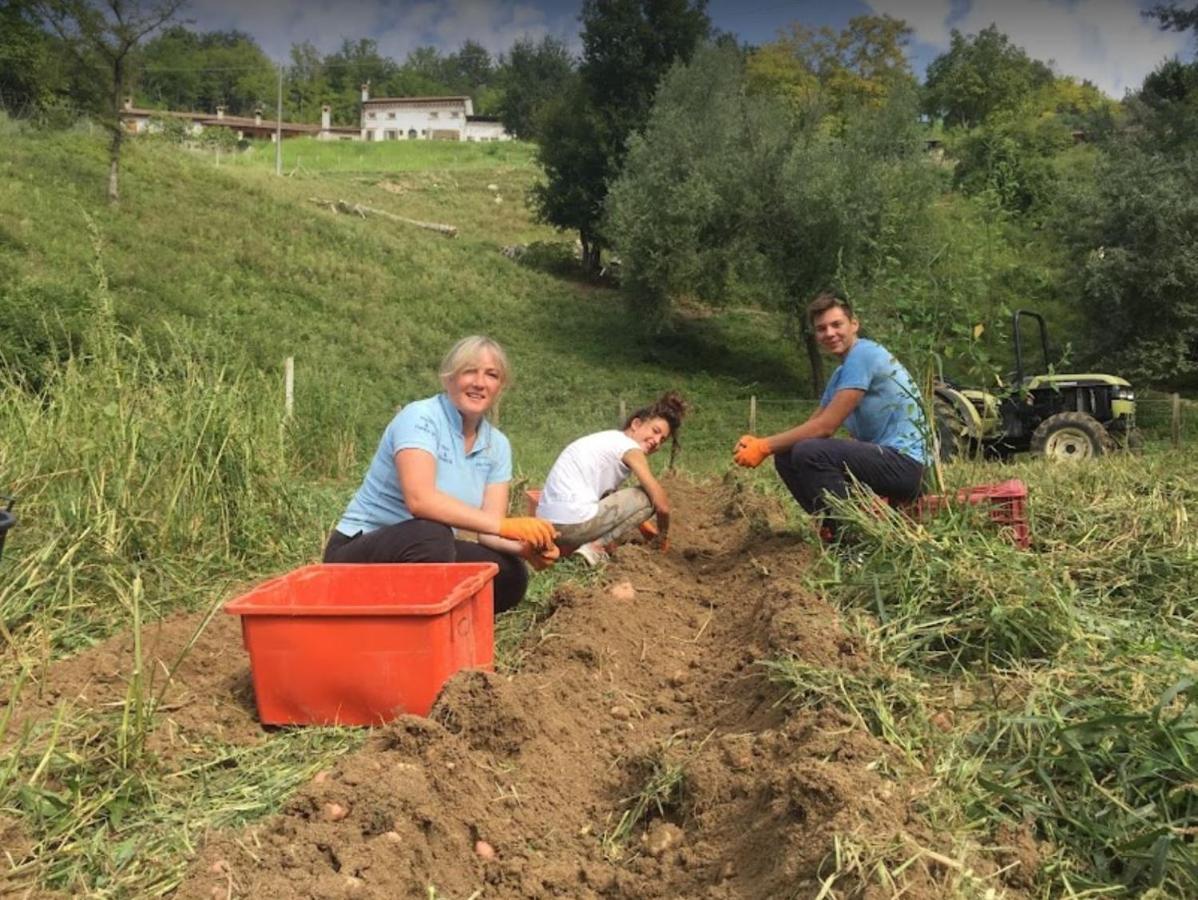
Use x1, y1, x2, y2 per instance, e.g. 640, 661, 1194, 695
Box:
536, 430, 641, 524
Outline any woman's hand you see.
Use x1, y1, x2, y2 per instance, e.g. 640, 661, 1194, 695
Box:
499, 516, 558, 549
521, 542, 560, 571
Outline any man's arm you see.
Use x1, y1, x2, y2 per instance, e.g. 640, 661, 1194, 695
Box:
761, 389, 865, 453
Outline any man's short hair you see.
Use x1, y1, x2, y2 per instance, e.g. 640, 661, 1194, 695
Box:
807, 291, 854, 325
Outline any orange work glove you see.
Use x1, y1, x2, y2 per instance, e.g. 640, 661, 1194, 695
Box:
733, 434, 772, 468
638, 519, 668, 553
522, 542, 561, 571
499, 516, 558, 549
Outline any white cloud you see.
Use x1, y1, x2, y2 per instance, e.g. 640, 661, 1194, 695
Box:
864, 0, 954, 47
867, 0, 1189, 98
187, 0, 576, 63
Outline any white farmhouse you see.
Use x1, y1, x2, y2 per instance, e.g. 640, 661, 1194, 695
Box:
358, 84, 510, 142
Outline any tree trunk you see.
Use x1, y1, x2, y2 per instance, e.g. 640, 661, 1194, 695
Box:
579, 231, 602, 275
108, 58, 124, 204
803, 324, 824, 396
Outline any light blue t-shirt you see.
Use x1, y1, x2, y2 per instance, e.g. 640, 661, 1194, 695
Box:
336, 392, 512, 536
819, 338, 928, 464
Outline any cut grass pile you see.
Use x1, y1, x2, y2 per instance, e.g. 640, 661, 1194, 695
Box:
759, 452, 1198, 895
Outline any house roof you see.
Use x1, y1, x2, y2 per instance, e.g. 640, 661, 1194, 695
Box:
120, 106, 209, 121
362, 96, 471, 105
120, 107, 357, 134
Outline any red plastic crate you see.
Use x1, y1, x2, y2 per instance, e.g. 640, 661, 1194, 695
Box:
224, 562, 498, 726
911, 478, 1030, 549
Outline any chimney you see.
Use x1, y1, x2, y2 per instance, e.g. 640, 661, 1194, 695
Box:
215, 105, 226, 120
123, 96, 133, 111
321, 104, 331, 131
254, 105, 263, 126
360, 81, 370, 103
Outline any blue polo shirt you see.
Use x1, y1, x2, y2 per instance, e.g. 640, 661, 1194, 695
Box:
336, 393, 512, 536
820, 338, 928, 464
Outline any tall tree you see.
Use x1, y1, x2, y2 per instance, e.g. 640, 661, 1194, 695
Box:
532, 0, 709, 272
746, 14, 916, 120
287, 40, 329, 123
34, 0, 187, 203
923, 25, 1054, 127
607, 42, 935, 383
1147, 2, 1198, 36
324, 38, 399, 122
495, 34, 575, 139
441, 40, 493, 93
0, 0, 60, 111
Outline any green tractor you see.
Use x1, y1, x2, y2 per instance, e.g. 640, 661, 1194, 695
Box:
934, 310, 1139, 461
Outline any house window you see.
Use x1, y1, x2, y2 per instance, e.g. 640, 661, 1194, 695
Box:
367, 111, 376, 120
384, 130, 397, 140
407, 128, 417, 139
420, 129, 427, 136
387, 112, 396, 120
450, 111, 459, 118
429, 111, 439, 120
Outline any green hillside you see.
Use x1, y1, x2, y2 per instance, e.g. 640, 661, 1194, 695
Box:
0, 125, 812, 478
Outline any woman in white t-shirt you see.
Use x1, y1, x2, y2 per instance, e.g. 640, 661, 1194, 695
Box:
536, 392, 686, 565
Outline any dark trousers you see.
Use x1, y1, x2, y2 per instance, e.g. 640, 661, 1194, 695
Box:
322, 519, 529, 615
774, 438, 924, 533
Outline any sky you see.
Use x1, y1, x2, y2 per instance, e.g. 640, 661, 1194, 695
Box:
185, 0, 1194, 99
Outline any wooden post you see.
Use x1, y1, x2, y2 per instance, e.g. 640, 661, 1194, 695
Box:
749, 395, 757, 434
284, 356, 294, 420
618, 399, 627, 427
1172, 392, 1181, 449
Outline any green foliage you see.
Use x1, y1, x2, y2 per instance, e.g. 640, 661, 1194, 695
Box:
745, 13, 917, 123
923, 25, 1055, 128
1134, 56, 1198, 151
531, 0, 710, 269
0, 0, 59, 112
773, 451, 1198, 893
495, 35, 576, 141
138, 26, 276, 117
1054, 119, 1198, 383
950, 112, 1073, 216
606, 42, 937, 345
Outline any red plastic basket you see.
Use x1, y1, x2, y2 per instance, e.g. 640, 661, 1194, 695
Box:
224, 562, 498, 726
912, 478, 1030, 549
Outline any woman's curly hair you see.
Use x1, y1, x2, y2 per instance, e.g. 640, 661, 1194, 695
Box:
623, 390, 688, 453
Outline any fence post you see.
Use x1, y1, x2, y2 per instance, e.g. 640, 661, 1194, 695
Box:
749, 395, 757, 434
618, 399, 627, 428
1172, 392, 1181, 449
284, 356, 294, 420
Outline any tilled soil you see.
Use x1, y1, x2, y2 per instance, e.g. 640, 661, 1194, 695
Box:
13, 475, 998, 899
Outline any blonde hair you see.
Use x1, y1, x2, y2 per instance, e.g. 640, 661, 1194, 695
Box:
438, 335, 511, 393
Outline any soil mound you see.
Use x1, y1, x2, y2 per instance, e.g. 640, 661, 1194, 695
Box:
170, 474, 970, 899
13, 474, 1006, 898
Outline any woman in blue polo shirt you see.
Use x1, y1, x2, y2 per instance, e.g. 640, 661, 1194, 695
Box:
732, 293, 928, 539
323, 336, 558, 613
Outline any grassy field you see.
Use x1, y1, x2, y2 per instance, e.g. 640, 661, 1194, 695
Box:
1, 124, 1196, 897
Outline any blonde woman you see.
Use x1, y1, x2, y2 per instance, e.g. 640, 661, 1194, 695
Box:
324, 336, 557, 613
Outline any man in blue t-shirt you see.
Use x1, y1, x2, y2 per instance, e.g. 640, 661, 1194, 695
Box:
732, 292, 928, 539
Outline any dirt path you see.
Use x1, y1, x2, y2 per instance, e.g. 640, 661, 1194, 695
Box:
13, 476, 986, 899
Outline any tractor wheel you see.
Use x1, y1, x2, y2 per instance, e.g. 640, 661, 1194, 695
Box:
1030, 412, 1113, 460
933, 401, 966, 461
